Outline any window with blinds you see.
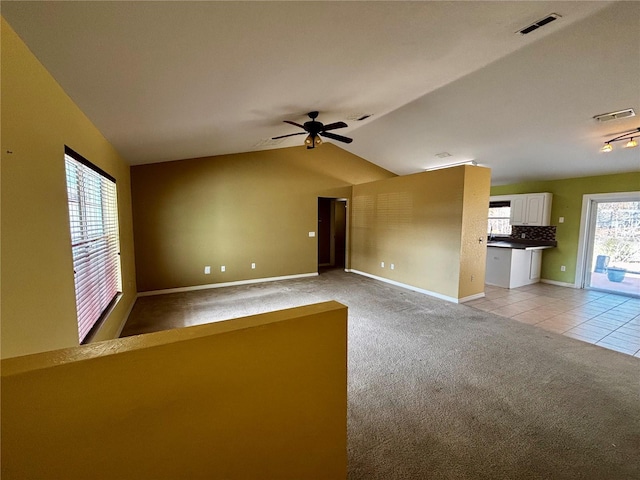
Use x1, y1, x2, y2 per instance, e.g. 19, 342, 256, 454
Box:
64, 146, 122, 343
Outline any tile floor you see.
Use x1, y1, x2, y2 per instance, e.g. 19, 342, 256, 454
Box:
466, 283, 640, 358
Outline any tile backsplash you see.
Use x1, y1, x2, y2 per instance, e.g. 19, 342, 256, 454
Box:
511, 225, 556, 241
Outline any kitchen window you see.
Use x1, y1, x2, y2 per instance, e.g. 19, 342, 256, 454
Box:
64, 146, 121, 343
488, 201, 511, 237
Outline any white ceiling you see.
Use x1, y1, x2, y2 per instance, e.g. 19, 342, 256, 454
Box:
3, 1, 639, 185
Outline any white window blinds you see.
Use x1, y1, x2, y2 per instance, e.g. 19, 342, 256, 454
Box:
64, 147, 122, 343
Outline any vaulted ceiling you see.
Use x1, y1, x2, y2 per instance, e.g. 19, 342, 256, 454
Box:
3, 1, 639, 184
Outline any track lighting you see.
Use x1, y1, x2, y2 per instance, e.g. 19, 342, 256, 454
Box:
600, 127, 640, 152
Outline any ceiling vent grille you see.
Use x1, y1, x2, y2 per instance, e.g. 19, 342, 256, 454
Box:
346, 113, 373, 122
593, 109, 636, 122
516, 13, 561, 35
253, 138, 285, 148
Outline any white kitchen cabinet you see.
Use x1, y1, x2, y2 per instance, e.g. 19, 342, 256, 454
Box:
509, 193, 552, 226
485, 246, 544, 289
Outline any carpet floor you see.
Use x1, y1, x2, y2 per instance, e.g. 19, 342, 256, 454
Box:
123, 269, 640, 479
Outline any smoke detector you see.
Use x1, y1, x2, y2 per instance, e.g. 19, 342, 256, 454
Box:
516, 13, 561, 35
593, 109, 636, 122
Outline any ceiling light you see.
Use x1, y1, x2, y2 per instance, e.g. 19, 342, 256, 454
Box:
600, 127, 640, 152
305, 134, 322, 149
425, 160, 478, 171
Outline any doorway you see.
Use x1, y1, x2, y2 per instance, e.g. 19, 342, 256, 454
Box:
577, 192, 640, 297
317, 197, 347, 270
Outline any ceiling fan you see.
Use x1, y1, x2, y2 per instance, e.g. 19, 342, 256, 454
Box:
272, 111, 353, 149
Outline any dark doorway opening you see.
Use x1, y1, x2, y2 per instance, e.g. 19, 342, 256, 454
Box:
317, 197, 347, 270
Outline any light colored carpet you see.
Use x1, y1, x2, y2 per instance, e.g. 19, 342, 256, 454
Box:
123, 269, 640, 479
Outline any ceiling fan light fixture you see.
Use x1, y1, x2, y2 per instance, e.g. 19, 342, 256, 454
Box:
305, 134, 322, 149
275, 112, 352, 149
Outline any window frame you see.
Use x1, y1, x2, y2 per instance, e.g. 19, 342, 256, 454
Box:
64, 146, 122, 343
488, 200, 512, 237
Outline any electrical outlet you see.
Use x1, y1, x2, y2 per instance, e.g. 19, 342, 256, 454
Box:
390, 263, 395, 270
521, 233, 526, 239
251, 263, 256, 269
221, 265, 226, 272
204, 266, 211, 275
381, 261, 385, 268
560, 265, 566, 272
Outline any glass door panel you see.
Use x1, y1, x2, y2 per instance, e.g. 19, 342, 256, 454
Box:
586, 200, 640, 297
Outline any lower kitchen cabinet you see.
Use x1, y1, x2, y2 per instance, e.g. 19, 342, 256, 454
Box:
485, 247, 543, 289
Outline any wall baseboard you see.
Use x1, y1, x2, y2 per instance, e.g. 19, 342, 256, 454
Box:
347, 269, 465, 303
540, 278, 578, 288
137, 272, 319, 297
458, 292, 486, 303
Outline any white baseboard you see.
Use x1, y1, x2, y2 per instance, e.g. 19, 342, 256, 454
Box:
347, 269, 465, 303
137, 272, 319, 297
540, 278, 578, 288
459, 292, 486, 303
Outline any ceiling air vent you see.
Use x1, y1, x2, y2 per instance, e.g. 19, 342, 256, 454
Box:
346, 113, 373, 122
253, 138, 285, 148
516, 13, 561, 35
593, 108, 636, 122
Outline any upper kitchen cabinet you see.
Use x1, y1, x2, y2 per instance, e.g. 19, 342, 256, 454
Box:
509, 193, 552, 226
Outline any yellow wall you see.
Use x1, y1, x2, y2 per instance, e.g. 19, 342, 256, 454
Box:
459, 166, 493, 298
351, 165, 491, 301
1, 301, 348, 479
1, 18, 137, 358
131, 144, 394, 292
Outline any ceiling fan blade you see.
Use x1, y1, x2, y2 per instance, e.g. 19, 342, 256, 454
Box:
283, 120, 306, 129
319, 131, 353, 144
322, 121, 348, 132
271, 132, 307, 140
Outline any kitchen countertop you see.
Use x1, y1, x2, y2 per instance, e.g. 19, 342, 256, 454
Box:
487, 238, 557, 250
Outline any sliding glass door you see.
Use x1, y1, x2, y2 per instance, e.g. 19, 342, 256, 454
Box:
583, 196, 640, 297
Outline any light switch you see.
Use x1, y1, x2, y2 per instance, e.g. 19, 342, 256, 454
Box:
559, 217, 565, 223
204, 266, 211, 275
309, 231, 316, 237
390, 264, 395, 270
381, 262, 385, 268
251, 263, 256, 269
221, 265, 226, 272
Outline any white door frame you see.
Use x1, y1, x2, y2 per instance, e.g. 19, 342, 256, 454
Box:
575, 191, 640, 288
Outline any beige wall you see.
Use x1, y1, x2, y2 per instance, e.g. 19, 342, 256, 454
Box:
131, 144, 394, 292
459, 167, 493, 298
351, 165, 491, 301
1, 301, 348, 479
1, 18, 137, 358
